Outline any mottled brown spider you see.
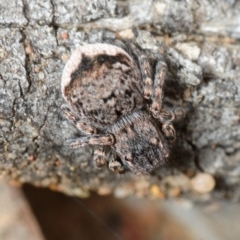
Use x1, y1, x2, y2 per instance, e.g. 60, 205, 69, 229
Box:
61, 43, 185, 175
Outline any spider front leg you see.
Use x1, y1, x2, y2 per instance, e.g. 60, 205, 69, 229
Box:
61, 104, 97, 135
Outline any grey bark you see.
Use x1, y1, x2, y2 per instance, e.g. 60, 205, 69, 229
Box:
0, 0, 240, 202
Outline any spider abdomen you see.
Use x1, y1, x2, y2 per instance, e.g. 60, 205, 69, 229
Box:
62, 43, 144, 129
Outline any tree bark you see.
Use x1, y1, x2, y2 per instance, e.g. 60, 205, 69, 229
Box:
0, 0, 240, 202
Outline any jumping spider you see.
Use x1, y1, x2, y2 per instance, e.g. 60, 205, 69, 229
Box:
61, 43, 185, 175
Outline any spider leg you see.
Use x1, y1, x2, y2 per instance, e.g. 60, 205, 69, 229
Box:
126, 43, 153, 100
138, 55, 153, 100
61, 104, 97, 135
94, 147, 126, 172
135, 52, 186, 123
93, 146, 107, 168
134, 53, 167, 117
108, 155, 125, 174
156, 108, 186, 123
155, 108, 186, 143
162, 122, 176, 143
150, 59, 167, 117
66, 134, 115, 148
129, 48, 185, 145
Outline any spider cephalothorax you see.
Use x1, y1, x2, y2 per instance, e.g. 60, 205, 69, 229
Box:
61, 43, 184, 175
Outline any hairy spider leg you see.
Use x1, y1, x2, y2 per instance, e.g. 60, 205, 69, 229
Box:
61, 104, 112, 168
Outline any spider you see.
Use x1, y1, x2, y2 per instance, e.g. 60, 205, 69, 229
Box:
61, 43, 185, 175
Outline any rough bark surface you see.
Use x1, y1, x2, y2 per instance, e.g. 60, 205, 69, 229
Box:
0, 0, 240, 202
